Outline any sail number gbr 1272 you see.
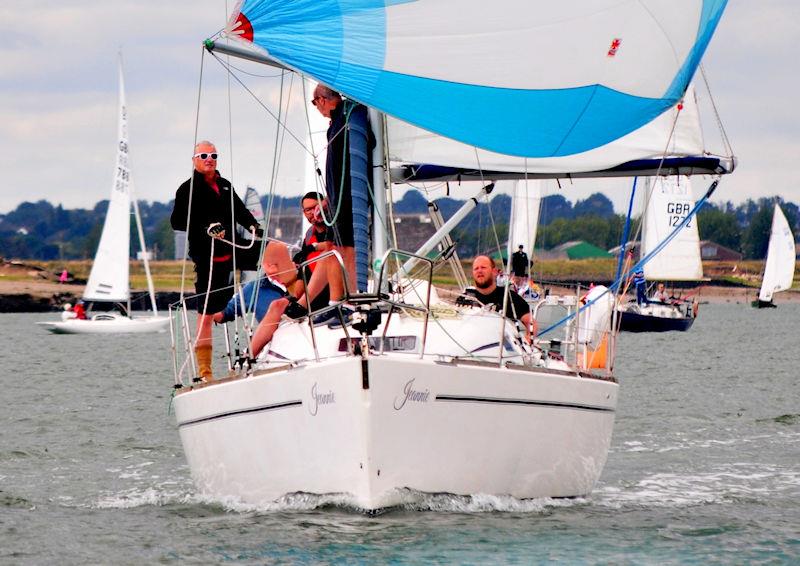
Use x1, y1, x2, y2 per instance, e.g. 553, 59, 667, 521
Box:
666, 202, 692, 227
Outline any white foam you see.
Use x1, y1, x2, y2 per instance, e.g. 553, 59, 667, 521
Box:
93, 486, 193, 509
185, 489, 584, 515
595, 463, 800, 509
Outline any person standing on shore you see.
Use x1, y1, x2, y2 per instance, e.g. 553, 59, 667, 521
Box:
511, 244, 530, 289
170, 141, 260, 381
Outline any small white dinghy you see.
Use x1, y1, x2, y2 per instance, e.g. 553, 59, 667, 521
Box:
40, 312, 170, 334
38, 58, 168, 335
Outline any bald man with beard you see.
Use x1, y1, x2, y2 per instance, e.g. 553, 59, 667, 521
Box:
466, 255, 535, 342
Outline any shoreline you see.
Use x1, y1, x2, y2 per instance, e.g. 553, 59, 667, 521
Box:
2, 277, 797, 313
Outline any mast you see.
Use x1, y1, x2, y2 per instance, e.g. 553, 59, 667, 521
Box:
370, 108, 388, 283
131, 182, 159, 315
118, 56, 159, 316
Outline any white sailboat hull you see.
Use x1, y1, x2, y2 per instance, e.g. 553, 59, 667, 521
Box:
174, 355, 617, 510
617, 300, 696, 332
38, 313, 169, 334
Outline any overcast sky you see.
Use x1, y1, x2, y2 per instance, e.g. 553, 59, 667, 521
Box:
1, 1, 798, 214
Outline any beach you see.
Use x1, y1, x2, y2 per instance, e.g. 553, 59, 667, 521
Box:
1, 257, 797, 312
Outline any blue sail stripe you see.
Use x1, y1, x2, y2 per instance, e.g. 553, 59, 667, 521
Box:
327, 67, 670, 157
664, 0, 728, 100
238, 0, 727, 157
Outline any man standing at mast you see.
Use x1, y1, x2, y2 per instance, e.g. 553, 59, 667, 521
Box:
311, 84, 374, 292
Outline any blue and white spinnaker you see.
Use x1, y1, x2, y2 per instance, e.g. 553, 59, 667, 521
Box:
227, 0, 727, 160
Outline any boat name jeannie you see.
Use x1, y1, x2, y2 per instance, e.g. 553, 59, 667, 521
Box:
394, 379, 430, 410
309, 383, 335, 416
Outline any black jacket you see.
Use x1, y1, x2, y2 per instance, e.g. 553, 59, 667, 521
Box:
170, 170, 257, 262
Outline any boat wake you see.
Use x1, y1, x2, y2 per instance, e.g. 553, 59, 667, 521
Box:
93, 484, 195, 509
615, 429, 800, 454
595, 463, 800, 509
91, 486, 584, 515
215, 490, 585, 515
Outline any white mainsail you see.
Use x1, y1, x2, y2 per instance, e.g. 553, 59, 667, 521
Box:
506, 180, 542, 262
641, 175, 703, 281
83, 64, 132, 303
758, 205, 796, 302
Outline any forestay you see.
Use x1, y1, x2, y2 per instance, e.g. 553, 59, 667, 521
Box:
759, 205, 796, 302
641, 176, 703, 282
228, 0, 727, 162
83, 64, 131, 303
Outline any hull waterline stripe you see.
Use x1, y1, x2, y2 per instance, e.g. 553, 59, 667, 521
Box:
436, 395, 615, 413
177, 400, 302, 428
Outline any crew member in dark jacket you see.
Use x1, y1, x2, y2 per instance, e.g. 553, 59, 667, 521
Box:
170, 140, 259, 381
312, 84, 373, 291
511, 245, 529, 278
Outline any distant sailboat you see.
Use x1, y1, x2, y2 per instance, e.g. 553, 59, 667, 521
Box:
38, 60, 169, 335
753, 204, 796, 308
618, 175, 702, 332
507, 180, 542, 299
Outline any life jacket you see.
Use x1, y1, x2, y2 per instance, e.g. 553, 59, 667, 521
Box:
303, 226, 323, 273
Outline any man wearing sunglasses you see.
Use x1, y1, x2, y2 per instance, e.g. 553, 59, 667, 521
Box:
312, 84, 374, 293
170, 140, 261, 381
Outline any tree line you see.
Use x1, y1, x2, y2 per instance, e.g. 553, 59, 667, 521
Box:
0, 191, 795, 261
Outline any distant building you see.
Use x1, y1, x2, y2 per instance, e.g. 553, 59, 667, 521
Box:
394, 214, 436, 252
551, 240, 612, 260
699, 240, 743, 261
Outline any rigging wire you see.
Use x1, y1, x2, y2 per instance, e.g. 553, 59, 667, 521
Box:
221, 5, 253, 353
178, 45, 207, 304
615, 94, 686, 296
207, 52, 312, 157
699, 64, 735, 159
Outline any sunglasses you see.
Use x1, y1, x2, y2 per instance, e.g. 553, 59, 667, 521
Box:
311, 96, 326, 106
193, 152, 218, 160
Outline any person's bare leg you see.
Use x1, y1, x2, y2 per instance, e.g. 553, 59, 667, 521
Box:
296, 264, 329, 310
195, 313, 214, 380
339, 246, 356, 294
325, 254, 345, 301
196, 314, 213, 347
250, 297, 288, 357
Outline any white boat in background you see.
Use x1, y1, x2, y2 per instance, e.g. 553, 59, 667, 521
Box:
618, 175, 702, 332
39, 60, 168, 335
170, 0, 731, 511
753, 204, 796, 308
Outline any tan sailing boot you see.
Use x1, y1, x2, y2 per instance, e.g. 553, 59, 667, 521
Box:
195, 345, 213, 382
